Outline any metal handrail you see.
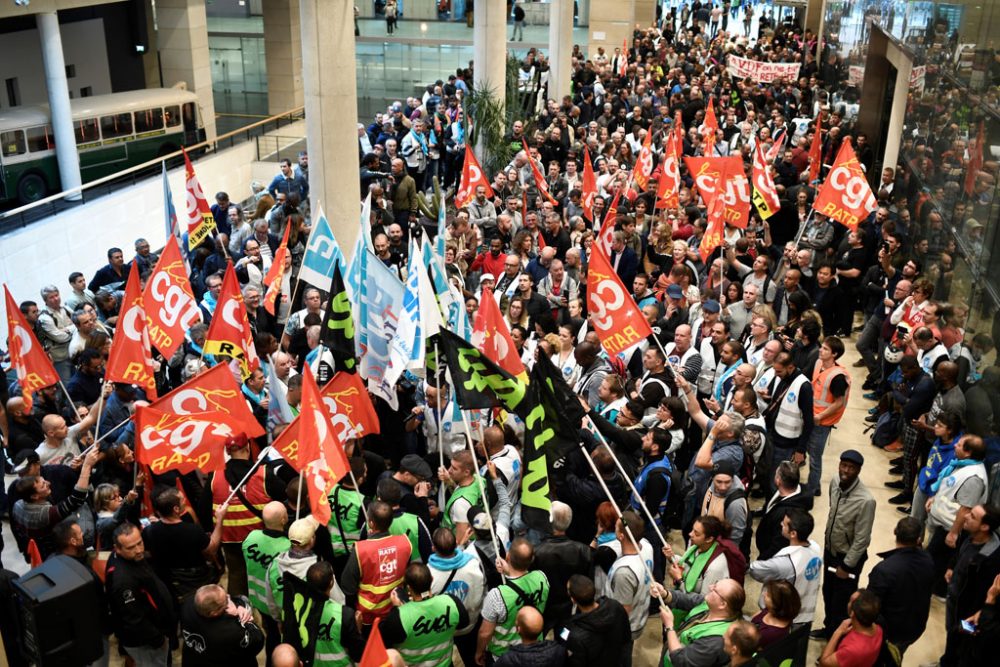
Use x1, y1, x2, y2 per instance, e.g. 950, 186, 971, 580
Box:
0, 105, 305, 225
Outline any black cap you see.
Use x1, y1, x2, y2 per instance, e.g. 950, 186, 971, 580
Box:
712, 461, 738, 477
840, 449, 865, 466
399, 454, 432, 480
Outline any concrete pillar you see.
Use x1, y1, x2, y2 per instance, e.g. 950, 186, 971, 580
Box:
143, 0, 162, 87
548, 0, 574, 102
473, 0, 508, 159
300, 0, 361, 258
588, 0, 654, 59
156, 0, 217, 141
36, 12, 82, 202
263, 0, 304, 116
857, 25, 911, 179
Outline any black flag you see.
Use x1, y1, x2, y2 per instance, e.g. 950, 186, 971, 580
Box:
281, 572, 327, 665
319, 261, 356, 379
433, 329, 528, 415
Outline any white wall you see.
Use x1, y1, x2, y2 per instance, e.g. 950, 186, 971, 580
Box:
0, 140, 257, 323
0, 18, 113, 108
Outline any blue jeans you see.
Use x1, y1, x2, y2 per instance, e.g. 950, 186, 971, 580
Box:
805, 425, 832, 496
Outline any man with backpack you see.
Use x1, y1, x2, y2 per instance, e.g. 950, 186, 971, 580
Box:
36, 285, 76, 381
700, 461, 749, 548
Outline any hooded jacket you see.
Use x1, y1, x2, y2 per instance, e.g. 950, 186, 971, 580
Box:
558, 597, 632, 667
493, 639, 568, 667
428, 549, 486, 635
264, 549, 345, 619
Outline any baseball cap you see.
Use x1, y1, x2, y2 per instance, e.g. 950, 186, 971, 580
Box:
288, 518, 318, 546
840, 449, 865, 466
702, 299, 721, 314
666, 284, 684, 299
399, 454, 432, 480
224, 433, 249, 454
480, 273, 496, 283
712, 460, 738, 477
471, 510, 493, 532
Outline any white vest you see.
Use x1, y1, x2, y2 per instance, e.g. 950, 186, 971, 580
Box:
607, 552, 651, 634
697, 338, 719, 395
929, 463, 989, 529
775, 540, 823, 623
754, 366, 776, 414
918, 343, 949, 375
431, 556, 487, 635
774, 374, 809, 439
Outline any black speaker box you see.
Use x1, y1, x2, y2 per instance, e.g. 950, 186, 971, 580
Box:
13, 555, 103, 666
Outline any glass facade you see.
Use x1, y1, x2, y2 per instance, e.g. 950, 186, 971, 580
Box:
824, 0, 1000, 336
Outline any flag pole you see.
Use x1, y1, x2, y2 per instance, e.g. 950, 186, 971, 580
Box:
584, 415, 670, 549
434, 342, 446, 510
457, 408, 505, 582
222, 445, 273, 506
92, 380, 107, 443
295, 468, 305, 521
792, 209, 815, 248
56, 379, 80, 419
577, 443, 665, 606
347, 466, 370, 523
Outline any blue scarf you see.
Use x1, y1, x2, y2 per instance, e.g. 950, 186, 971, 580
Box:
186, 336, 216, 366
428, 550, 474, 571
410, 128, 429, 155
201, 290, 218, 314
930, 457, 979, 495
241, 384, 267, 406
596, 531, 617, 546
454, 122, 465, 146
714, 363, 739, 402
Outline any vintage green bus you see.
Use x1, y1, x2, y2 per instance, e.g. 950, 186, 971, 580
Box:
0, 88, 206, 205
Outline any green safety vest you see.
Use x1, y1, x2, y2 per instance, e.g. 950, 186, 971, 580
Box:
442, 479, 482, 530
328, 484, 364, 557
389, 511, 422, 562
396, 595, 461, 667
674, 543, 717, 627
313, 600, 351, 667
487, 571, 550, 657
662, 602, 733, 667
242, 530, 291, 615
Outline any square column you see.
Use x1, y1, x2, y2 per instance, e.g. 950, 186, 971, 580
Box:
548, 0, 575, 102
588, 0, 655, 58
156, 0, 217, 141
263, 0, 304, 116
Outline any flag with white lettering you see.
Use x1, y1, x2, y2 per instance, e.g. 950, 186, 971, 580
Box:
297, 206, 345, 291
751, 142, 781, 220
811, 138, 877, 231
182, 148, 217, 251
151, 363, 265, 437
360, 250, 406, 409
142, 236, 202, 358
104, 263, 158, 398
135, 405, 241, 474
586, 244, 653, 356
3, 285, 59, 410
204, 262, 259, 379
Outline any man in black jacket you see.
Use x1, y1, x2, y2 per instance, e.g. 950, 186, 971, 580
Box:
755, 461, 812, 560
180, 584, 264, 666
866, 517, 934, 656
558, 574, 631, 666
105, 522, 176, 666
534, 502, 594, 633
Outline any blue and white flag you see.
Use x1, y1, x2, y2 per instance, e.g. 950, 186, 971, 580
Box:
421, 237, 467, 339
387, 242, 441, 387
435, 189, 447, 260
297, 205, 345, 290
360, 250, 405, 409
266, 353, 296, 430
162, 162, 188, 264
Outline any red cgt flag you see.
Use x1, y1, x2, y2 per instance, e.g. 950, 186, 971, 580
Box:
134, 404, 242, 475
655, 133, 682, 210
4, 285, 60, 411
321, 371, 381, 440
700, 184, 728, 263
105, 263, 158, 399
182, 148, 217, 251
812, 138, 877, 231
455, 149, 494, 209
472, 289, 527, 380
587, 245, 653, 357
684, 155, 751, 229
751, 142, 781, 221
263, 219, 292, 315
204, 262, 259, 380
359, 618, 393, 667
151, 362, 265, 437
702, 97, 719, 154
142, 235, 202, 358
633, 129, 655, 191
597, 188, 621, 256
808, 112, 824, 183
582, 147, 598, 221
523, 140, 558, 206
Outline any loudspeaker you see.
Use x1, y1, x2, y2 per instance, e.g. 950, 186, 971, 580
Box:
14, 555, 103, 666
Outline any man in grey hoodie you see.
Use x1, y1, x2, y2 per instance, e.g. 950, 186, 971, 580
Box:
428, 527, 485, 667
264, 517, 344, 620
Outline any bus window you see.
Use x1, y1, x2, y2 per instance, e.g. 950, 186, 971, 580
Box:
134, 108, 164, 133
100, 113, 133, 139
26, 125, 55, 153
164, 105, 181, 128
75, 118, 99, 144
1, 130, 26, 157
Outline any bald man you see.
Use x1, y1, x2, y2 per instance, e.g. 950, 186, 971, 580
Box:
36, 390, 103, 466
243, 501, 290, 654
4, 396, 45, 455
180, 584, 264, 665
493, 606, 567, 666
271, 644, 302, 667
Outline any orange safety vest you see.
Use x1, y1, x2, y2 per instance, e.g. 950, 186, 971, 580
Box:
355, 534, 411, 623
811, 361, 850, 426
211, 466, 269, 543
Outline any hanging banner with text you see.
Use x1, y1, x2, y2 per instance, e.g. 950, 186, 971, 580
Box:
726, 55, 801, 83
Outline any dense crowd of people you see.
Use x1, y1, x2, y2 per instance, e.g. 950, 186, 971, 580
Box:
1, 3, 999, 667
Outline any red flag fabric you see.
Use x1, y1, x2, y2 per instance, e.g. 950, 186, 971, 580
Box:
27, 539, 43, 568
321, 371, 381, 439
684, 156, 751, 229
582, 147, 598, 221
455, 149, 494, 208
359, 618, 393, 667
812, 138, 877, 231
523, 141, 558, 205
655, 133, 682, 210
808, 112, 824, 183
751, 142, 781, 220
204, 262, 259, 379
674, 110, 685, 148
182, 148, 217, 251
142, 236, 202, 358
4, 285, 59, 411
151, 363, 265, 437
586, 245, 653, 356
634, 129, 655, 191
702, 98, 719, 154
263, 219, 292, 316
104, 264, 158, 399
965, 120, 984, 197
597, 188, 621, 256
134, 405, 241, 475
700, 185, 728, 263
472, 289, 527, 380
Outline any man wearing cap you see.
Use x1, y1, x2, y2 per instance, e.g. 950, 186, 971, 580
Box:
700, 461, 749, 547
242, 501, 289, 658
266, 518, 342, 622
655, 284, 689, 342
382, 453, 434, 527
211, 434, 272, 598
340, 500, 412, 625
814, 449, 875, 640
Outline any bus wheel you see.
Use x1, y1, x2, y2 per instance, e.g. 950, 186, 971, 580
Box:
17, 173, 47, 204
